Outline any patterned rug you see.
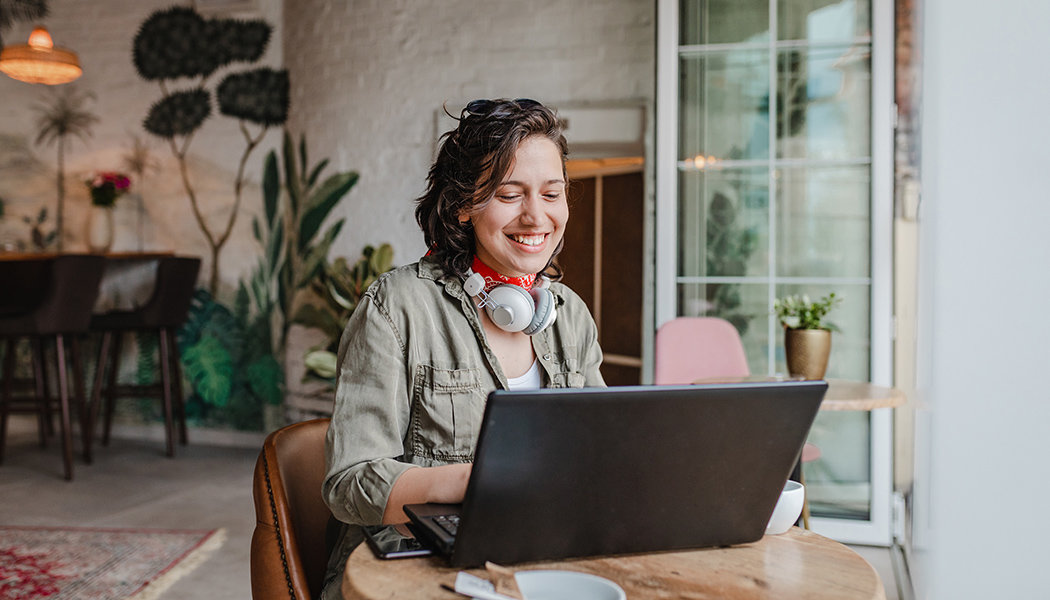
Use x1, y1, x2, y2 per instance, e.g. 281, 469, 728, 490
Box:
0, 526, 224, 600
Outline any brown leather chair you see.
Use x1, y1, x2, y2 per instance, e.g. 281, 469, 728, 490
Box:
251, 418, 333, 600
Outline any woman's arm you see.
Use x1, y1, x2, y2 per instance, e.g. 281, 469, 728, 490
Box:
382, 463, 472, 523
324, 291, 417, 525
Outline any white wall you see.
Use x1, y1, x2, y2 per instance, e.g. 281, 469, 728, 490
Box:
283, 0, 655, 263
912, 0, 1050, 596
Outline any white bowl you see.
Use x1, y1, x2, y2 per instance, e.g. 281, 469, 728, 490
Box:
514, 570, 625, 600
765, 480, 805, 535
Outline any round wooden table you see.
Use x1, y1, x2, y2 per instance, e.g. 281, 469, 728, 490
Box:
820, 379, 905, 411
691, 377, 906, 412
341, 527, 885, 599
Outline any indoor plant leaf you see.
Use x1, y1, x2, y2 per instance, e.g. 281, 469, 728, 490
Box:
306, 158, 329, 188
245, 354, 284, 406
262, 150, 279, 228
303, 350, 338, 380
298, 172, 358, 251
181, 334, 233, 408
282, 130, 300, 214
291, 303, 343, 337
297, 220, 344, 287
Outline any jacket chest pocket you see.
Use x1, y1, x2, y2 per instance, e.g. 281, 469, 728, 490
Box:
410, 365, 484, 461
544, 349, 586, 388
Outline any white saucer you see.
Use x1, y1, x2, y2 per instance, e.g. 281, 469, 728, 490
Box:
513, 570, 625, 600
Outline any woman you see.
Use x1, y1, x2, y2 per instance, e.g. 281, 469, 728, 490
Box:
320, 98, 603, 597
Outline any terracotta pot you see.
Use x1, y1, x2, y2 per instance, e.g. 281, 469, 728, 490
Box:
784, 328, 831, 380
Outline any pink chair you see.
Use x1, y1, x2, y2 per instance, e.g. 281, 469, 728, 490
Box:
653, 317, 749, 385
653, 317, 819, 528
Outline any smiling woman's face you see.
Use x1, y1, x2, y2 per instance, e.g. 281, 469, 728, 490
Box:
465, 135, 568, 277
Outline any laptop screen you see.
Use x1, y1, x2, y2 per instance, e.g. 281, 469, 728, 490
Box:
409, 381, 827, 567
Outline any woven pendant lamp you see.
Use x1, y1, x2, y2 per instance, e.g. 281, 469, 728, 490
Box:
0, 26, 81, 85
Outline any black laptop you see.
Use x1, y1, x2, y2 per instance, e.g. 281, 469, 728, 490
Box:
405, 380, 827, 567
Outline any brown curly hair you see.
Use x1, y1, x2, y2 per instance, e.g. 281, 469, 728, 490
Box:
415, 98, 569, 279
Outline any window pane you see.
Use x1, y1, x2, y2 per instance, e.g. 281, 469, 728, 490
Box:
774, 282, 871, 520
678, 169, 769, 279
805, 411, 872, 520
776, 44, 871, 160
680, 0, 770, 46
679, 51, 770, 162
776, 165, 870, 278
678, 283, 768, 369
778, 0, 871, 42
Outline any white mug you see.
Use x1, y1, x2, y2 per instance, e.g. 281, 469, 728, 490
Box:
765, 480, 805, 535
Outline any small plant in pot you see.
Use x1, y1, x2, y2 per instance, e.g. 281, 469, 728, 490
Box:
774, 293, 842, 380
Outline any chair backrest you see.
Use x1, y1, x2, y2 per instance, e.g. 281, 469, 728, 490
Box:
251, 418, 332, 600
139, 256, 202, 328
0, 257, 52, 317
653, 317, 750, 384
34, 255, 106, 334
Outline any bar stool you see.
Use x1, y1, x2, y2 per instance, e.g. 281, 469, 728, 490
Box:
89, 256, 201, 458
0, 255, 106, 480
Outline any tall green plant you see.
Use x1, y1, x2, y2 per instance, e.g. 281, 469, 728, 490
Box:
132, 6, 289, 294
32, 86, 98, 251
249, 130, 359, 353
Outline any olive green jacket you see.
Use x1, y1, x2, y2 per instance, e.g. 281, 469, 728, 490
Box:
319, 257, 604, 596
323, 257, 604, 524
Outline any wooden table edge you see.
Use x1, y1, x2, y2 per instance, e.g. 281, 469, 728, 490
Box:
341, 527, 886, 600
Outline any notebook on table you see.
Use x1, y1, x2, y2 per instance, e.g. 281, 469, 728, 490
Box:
405, 380, 827, 567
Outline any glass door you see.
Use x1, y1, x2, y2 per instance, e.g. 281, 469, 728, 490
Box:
656, 0, 894, 544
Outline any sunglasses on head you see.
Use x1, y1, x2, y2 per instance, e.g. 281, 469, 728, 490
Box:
465, 98, 541, 113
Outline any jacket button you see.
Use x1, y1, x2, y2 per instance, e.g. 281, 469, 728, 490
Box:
542, 353, 552, 361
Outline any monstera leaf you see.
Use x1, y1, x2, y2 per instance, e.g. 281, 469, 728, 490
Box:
182, 334, 233, 408
143, 89, 211, 138
217, 68, 289, 126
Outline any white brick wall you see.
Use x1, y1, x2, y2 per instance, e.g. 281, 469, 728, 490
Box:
284, 0, 655, 263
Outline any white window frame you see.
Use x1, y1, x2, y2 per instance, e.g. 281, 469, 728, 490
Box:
655, 0, 895, 545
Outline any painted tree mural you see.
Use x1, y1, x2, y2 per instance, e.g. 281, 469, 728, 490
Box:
132, 6, 289, 294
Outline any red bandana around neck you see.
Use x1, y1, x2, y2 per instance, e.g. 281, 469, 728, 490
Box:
471, 256, 535, 292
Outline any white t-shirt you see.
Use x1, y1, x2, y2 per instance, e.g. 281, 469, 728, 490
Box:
506, 359, 543, 390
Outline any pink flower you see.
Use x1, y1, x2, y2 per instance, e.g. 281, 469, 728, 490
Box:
85, 171, 133, 207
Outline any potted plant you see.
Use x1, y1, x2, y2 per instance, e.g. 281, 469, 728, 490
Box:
84, 171, 131, 253
773, 293, 841, 380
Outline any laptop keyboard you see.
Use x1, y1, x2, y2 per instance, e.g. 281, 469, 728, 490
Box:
433, 514, 460, 537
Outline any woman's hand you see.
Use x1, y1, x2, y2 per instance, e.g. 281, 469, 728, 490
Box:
382, 463, 473, 524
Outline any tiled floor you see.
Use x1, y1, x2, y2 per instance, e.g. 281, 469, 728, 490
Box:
0, 415, 904, 599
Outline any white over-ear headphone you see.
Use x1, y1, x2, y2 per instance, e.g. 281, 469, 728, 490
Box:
462, 269, 557, 335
